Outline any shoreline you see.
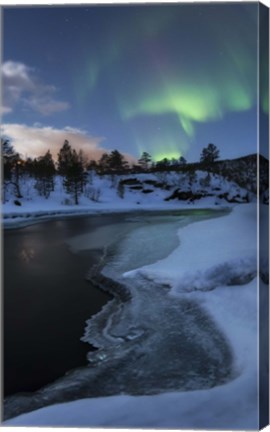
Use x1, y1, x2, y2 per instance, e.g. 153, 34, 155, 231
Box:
2, 202, 231, 230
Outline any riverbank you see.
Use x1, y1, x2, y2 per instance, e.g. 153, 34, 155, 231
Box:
2, 200, 231, 230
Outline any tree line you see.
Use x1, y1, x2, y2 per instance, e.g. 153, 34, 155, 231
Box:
2, 137, 220, 205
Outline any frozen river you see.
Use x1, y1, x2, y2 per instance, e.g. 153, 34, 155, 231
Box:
4, 208, 232, 420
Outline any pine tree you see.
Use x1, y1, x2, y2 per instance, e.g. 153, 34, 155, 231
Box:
138, 151, 152, 171
2, 138, 22, 199
24, 157, 37, 177
57, 140, 73, 176
57, 140, 85, 204
200, 143, 220, 166
35, 150, 55, 198
179, 156, 187, 166
63, 149, 85, 205
98, 153, 111, 173
87, 159, 98, 171
156, 158, 170, 171
109, 150, 128, 172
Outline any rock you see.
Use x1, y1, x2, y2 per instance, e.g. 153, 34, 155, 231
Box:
120, 178, 142, 186
129, 185, 143, 190
142, 189, 154, 194
165, 189, 208, 201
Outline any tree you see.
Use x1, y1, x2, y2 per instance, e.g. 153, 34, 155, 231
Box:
179, 156, 187, 166
138, 151, 152, 171
57, 140, 85, 204
78, 149, 88, 170
24, 157, 37, 177
170, 158, 179, 170
63, 149, 85, 205
87, 159, 98, 171
156, 157, 170, 171
57, 140, 73, 176
34, 150, 55, 198
108, 150, 128, 172
2, 138, 23, 199
200, 143, 220, 165
98, 153, 111, 173
2, 139, 17, 181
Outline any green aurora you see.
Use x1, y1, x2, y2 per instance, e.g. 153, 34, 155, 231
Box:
72, 4, 260, 160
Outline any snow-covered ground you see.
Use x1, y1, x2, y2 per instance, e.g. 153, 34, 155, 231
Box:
4, 202, 267, 430
2, 171, 250, 228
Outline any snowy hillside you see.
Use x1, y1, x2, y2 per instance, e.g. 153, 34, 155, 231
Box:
2, 169, 255, 227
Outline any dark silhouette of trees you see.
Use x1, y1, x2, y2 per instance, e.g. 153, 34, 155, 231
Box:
179, 156, 187, 166
138, 151, 152, 171
156, 157, 170, 170
57, 140, 86, 205
24, 157, 37, 177
97, 150, 128, 173
200, 143, 220, 166
87, 160, 98, 171
109, 149, 129, 172
57, 140, 74, 176
98, 153, 111, 173
1, 134, 227, 207
63, 150, 85, 205
2, 138, 23, 199
34, 150, 55, 198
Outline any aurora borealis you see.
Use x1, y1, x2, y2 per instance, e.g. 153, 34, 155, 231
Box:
2, 3, 268, 161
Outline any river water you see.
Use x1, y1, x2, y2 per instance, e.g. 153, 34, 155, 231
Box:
4, 209, 232, 420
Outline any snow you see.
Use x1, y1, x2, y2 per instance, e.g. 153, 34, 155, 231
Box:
123, 203, 257, 292
2, 171, 248, 229
4, 202, 266, 429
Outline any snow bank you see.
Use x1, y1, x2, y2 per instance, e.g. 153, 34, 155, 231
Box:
4, 203, 263, 429
124, 203, 257, 293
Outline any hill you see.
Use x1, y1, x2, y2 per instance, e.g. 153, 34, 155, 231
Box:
2, 153, 268, 226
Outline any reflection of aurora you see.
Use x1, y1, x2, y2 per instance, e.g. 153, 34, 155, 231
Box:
73, 3, 261, 160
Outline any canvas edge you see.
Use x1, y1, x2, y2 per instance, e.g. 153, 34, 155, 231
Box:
259, 1, 269, 429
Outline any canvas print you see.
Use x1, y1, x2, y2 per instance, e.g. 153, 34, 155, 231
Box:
1, 2, 269, 429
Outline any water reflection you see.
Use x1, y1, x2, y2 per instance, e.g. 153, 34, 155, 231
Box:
19, 248, 36, 263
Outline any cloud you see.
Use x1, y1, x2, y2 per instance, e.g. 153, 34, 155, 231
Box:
1, 123, 109, 161
24, 96, 70, 116
1, 61, 70, 116
0, 106, 12, 115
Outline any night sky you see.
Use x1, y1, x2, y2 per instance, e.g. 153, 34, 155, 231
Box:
1, 3, 267, 162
